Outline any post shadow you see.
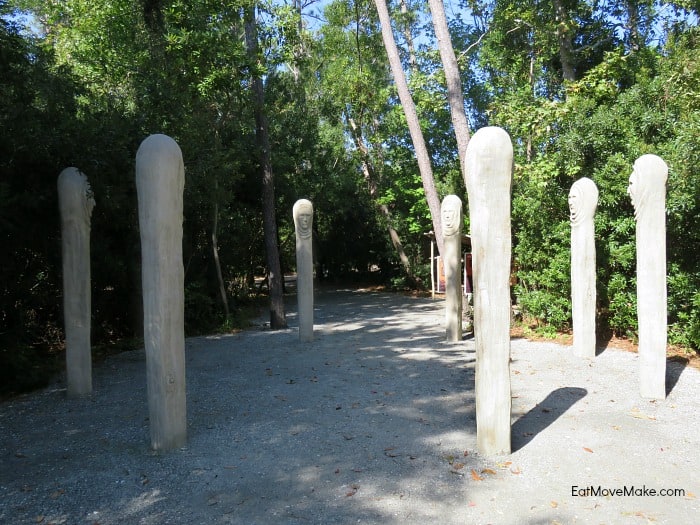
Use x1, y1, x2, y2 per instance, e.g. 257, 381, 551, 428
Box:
511, 387, 587, 452
666, 356, 688, 396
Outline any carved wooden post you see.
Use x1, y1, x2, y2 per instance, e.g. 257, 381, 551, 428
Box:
441, 195, 463, 342
466, 127, 513, 456
58, 167, 95, 397
136, 134, 187, 450
569, 177, 598, 359
628, 154, 668, 400
293, 199, 314, 342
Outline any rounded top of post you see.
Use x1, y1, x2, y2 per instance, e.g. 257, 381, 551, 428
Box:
136, 134, 183, 170
137, 133, 180, 152
627, 154, 668, 219
464, 126, 513, 193
58, 167, 95, 218
466, 126, 513, 159
441, 194, 463, 237
470, 125, 512, 145
568, 177, 598, 225
293, 199, 314, 239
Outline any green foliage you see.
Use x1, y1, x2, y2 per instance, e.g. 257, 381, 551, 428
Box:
3, 0, 700, 400
482, 4, 700, 350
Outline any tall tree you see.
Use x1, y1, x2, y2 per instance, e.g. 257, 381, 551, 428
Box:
244, 3, 287, 329
427, 0, 471, 175
372, 0, 445, 254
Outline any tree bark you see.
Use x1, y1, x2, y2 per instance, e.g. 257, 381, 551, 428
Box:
244, 5, 287, 329
553, 0, 576, 82
372, 0, 445, 256
399, 0, 418, 72
347, 115, 420, 285
427, 0, 471, 177
624, 0, 642, 52
211, 199, 230, 320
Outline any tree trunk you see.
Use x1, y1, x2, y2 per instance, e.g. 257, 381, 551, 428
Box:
624, 0, 642, 52
553, 0, 576, 82
244, 5, 287, 329
372, 0, 445, 256
427, 0, 471, 177
347, 115, 420, 286
399, 0, 418, 72
211, 199, 230, 320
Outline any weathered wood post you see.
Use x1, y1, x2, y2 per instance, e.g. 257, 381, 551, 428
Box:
466, 126, 513, 456
58, 167, 95, 397
628, 154, 668, 400
441, 194, 463, 342
136, 134, 187, 450
293, 199, 314, 342
569, 177, 598, 359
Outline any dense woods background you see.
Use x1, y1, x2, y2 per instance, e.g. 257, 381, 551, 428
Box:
1, 0, 699, 395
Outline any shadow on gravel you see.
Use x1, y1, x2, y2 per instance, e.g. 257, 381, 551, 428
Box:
511, 387, 587, 452
666, 356, 688, 396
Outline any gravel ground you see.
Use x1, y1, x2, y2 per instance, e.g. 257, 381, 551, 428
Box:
1, 288, 698, 525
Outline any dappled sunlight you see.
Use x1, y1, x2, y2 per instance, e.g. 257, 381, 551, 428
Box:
7, 290, 697, 524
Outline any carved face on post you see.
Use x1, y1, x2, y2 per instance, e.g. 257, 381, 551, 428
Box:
568, 177, 598, 225
293, 199, 313, 239
627, 169, 640, 217
441, 195, 462, 238
628, 155, 668, 220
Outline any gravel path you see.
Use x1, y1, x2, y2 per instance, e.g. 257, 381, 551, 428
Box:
1, 288, 698, 524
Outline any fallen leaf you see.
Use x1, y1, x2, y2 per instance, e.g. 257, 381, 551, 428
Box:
510, 466, 522, 475
550, 501, 558, 508
345, 484, 359, 497
468, 501, 477, 507
471, 469, 483, 481
453, 462, 465, 470
685, 492, 696, 499
612, 425, 621, 430
583, 447, 594, 453
497, 461, 512, 469
481, 468, 497, 476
